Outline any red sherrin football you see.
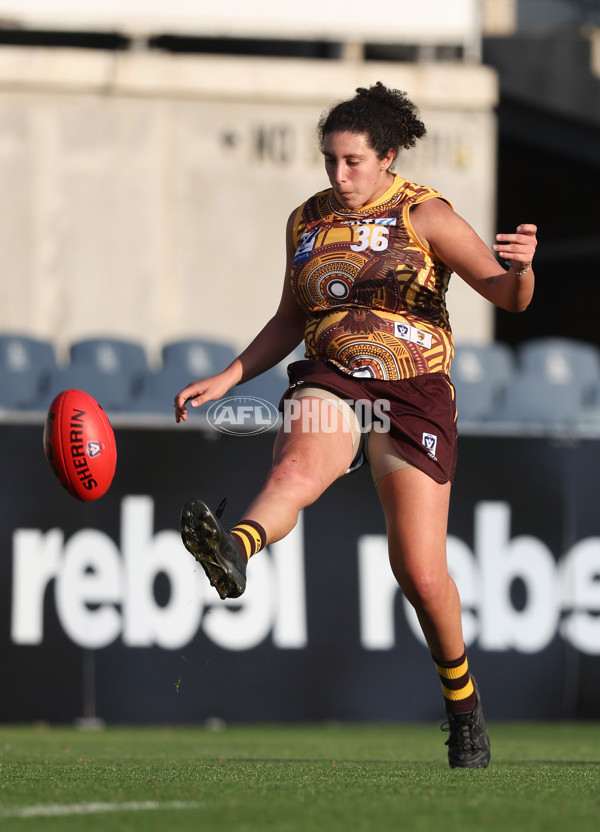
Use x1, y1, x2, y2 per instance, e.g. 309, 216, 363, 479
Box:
43, 389, 117, 501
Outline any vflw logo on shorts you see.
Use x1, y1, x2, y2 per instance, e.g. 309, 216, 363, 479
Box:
422, 432, 438, 460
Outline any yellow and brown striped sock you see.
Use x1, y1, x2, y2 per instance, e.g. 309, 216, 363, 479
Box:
432, 648, 477, 715
229, 520, 267, 562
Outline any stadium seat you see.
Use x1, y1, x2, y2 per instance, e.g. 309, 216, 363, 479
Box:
128, 342, 299, 417
0, 367, 46, 410
122, 339, 237, 416
0, 334, 57, 375
575, 385, 600, 427
127, 367, 210, 416
452, 342, 515, 390
161, 338, 238, 377
452, 377, 497, 423
44, 365, 136, 413
491, 374, 584, 426
234, 363, 289, 405
43, 337, 153, 413
517, 338, 600, 400
69, 337, 149, 394
127, 338, 235, 415
0, 334, 58, 408
451, 342, 515, 424
131, 364, 289, 418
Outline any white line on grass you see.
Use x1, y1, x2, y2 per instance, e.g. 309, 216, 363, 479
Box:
0, 800, 201, 818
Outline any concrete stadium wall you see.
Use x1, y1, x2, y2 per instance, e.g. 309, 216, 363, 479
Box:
0, 0, 482, 50
0, 48, 498, 363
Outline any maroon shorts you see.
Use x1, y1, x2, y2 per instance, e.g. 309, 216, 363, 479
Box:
282, 360, 458, 484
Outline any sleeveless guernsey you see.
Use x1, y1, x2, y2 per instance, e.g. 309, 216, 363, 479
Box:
290, 175, 454, 381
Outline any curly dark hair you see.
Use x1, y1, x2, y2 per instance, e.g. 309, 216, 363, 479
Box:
318, 82, 426, 161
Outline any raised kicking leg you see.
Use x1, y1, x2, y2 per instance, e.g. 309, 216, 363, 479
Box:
181, 394, 355, 598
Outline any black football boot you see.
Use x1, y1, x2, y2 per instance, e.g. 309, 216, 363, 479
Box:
180, 500, 247, 599
442, 676, 491, 769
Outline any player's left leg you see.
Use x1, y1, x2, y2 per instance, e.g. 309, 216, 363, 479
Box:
375, 463, 490, 768
376, 464, 461, 657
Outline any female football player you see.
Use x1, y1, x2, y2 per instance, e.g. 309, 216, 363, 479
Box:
174, 82, 537, 768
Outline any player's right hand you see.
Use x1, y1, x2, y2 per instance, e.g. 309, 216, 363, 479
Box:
174, 375, 232, 423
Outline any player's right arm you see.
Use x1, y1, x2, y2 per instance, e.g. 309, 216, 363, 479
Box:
175, 210, 306, 423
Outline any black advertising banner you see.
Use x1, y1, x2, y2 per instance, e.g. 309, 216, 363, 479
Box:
1, 421, 599, 723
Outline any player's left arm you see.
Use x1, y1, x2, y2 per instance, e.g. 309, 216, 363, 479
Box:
410, 198, 537, 313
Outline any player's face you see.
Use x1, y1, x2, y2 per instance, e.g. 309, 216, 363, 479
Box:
322, 131, 395, 210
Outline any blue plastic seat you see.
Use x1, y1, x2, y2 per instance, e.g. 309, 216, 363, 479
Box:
161, 339, 238, 377
0, 334, 57, 375
44, 365, 136, 413
128, 367, 208, 416
452, 377, 497, 423
69, 337, 149, 390
517, 338, 600, 400
492, 374, 583, 426
47, 338, 152, 413
234, 363, 289, 405
126, 338, 237, 416
0, 334, 58, 407
452, 343, 515, 388
0, 367, 46, 410
129, 342, 299, 417
451, 342, 515, 423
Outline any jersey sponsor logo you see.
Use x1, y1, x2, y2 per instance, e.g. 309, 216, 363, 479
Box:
422, 432, 438, 459
394, 322, 433, 349
345, 218, 397, 227
293, 228, 319, 265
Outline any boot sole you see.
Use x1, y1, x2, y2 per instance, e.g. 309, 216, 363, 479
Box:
180, 501, 246, 600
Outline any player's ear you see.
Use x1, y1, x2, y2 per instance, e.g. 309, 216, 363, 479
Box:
381, 148, 395, 171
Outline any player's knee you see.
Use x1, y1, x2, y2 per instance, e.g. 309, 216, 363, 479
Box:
399, 567, 449, 611
267, 455, 323, 505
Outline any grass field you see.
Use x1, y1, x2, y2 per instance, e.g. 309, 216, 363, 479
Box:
0, 722, 599, 831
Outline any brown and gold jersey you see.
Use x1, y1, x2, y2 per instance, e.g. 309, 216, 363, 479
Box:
290, 175, 454, 380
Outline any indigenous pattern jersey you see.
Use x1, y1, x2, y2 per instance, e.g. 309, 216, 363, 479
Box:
290, 175, 454, 381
